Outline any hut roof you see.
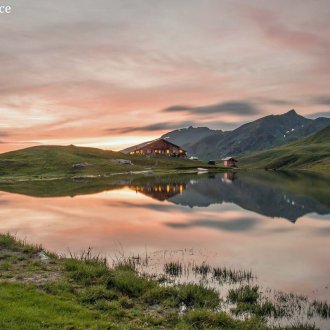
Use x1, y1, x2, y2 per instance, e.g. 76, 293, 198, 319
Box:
222, 156, 238, 161
122, 138, 184, 154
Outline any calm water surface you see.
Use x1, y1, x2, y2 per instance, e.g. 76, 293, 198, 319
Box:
0, 171, 329, 307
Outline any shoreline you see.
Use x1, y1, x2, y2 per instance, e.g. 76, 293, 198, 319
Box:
0, 167, 227, 183
1, 167, 329, 184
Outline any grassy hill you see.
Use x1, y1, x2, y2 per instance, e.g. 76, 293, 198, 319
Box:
0, 145, 222, 180
239, 126, 330, 171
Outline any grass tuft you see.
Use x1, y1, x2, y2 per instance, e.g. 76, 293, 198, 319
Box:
309, 299, 330, 319
177, 283, 220, 309
106, 267, 155, 298
164, 261, 183, 277
193, 262, 211, 277
213, 266, 254, 283
228, 285, 260, 304
64, 258, 109, 286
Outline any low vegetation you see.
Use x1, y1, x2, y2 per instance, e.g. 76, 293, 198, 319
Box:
0, 234, 325, 329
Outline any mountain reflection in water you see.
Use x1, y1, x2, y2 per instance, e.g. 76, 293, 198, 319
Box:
0, 171, 329, 223
127, 171, 330, 222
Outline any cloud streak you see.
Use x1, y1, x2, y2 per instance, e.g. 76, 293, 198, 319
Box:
106, 121, 196, 134
312, 96, 330, 106
163, 101, 260, 116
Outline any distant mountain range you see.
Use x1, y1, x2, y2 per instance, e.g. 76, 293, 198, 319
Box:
156, 109, 330, 160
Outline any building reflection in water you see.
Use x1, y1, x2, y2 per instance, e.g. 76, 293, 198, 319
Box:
130, 173, 238, 201
223, 172, 237, 182
130, 183, 186, 201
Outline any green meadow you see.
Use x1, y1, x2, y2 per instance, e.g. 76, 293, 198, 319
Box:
0, 145, 224, 181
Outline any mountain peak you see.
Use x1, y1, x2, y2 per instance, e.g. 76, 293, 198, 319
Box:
284, 109, 298, 116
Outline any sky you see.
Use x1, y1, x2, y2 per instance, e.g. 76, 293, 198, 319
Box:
0, 0, 330, 152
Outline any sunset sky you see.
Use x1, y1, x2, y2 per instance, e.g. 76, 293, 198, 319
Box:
1, 0, 330, 152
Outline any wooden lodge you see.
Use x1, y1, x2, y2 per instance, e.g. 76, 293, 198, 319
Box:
127, 138, 187, 157
222, 157, 238, 168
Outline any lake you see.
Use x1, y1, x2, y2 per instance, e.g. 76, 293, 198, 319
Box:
0, 170, 329, 327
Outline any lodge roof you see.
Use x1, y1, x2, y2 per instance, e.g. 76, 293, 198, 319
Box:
122, 138, 184, 154
222, 157, 238, 161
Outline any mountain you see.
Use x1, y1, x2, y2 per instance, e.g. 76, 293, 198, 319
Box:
239, 125, 330, 171
160, 126, 223, 149
158, 110, 330, 160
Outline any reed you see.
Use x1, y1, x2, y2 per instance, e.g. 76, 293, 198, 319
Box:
164, 261, 183, 277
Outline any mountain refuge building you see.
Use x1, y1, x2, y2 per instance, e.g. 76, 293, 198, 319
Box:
222, 157, 238, 167
126, 138, 187, 157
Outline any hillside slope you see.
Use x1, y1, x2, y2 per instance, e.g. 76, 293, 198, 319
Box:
239, 125, 330, 171
0, 145, 218, 180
